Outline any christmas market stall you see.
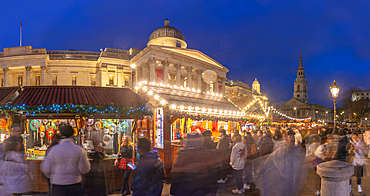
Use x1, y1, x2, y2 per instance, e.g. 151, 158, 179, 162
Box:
0, 87, 20, 142
135, 82, 246, 176
1, 86, 151, 193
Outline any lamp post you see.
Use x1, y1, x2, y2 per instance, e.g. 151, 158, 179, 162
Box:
330, 80, 340, 127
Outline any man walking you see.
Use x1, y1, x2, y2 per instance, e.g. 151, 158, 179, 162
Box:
41, 126, 90, 196
131, 137, 164, 196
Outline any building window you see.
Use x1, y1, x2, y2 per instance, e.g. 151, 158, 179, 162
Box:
72, 76, 76, 86
125, 80, 129, 87
18, 76, 23, 87
297, 85, 300, 91
35, 76, 41, 86
176, 42, 181, 48
91, 76, 96, 86
1, 78, 3, 87
297, 94, 300, 98
109, 75, 114, 86
52, 76, 57, 85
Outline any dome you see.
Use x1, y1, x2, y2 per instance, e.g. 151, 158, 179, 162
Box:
252, 78, 259, 84
148, 19, 185, 42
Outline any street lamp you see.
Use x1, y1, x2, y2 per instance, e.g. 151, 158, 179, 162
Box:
329, 80, 340, 127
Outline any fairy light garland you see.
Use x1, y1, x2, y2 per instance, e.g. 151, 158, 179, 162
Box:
269, 106, 312, 121
135, 82, 246, 119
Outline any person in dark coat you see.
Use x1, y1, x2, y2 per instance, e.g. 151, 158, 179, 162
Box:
202, 130, 216, 149
114, 136, 133, 195
131, 137, 164, 196
257, 130, 274, 157
216, 129, 231, 183
87, 141, 107, 196
170, 132, 217, 196
334, 129, 349, 162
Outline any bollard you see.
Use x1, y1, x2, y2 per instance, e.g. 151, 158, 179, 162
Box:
317, 160, 354, 196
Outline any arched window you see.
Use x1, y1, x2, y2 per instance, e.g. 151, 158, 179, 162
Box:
176, 42, 181, 48
297, 85, 300, 91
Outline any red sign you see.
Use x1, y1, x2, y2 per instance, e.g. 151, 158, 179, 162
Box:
218, 84, 222, 94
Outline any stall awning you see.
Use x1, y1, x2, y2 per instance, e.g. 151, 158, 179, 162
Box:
11, 86, 147, 107
0, 87, 18, 104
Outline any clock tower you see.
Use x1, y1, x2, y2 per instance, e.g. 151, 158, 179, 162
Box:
293, 52, 308, 102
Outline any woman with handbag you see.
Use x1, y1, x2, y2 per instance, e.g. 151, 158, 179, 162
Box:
114, 136, 133, 196
2, 135, 33, 195
347, 133, 368, 193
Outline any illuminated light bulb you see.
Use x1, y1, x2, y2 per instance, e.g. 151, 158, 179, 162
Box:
159, 83, 164, 86
186, 87, 190, 91
149, 82, 152, 85
134, 86, 139, 90
211, 92, 215, 96
208, 108, 212, 112
219, 94, 223, 98
237, 112, 240, 115
180, 86, 185, 90
143, 81, 148, 84
207, 92, 210, 95
154, 95, 159, 100
170, 105, 176, 109
143, 86, 147, 91
224, 110, 228, 114
214, 109, 218, 113
188, 107, 193, 111
195, 107, 200, 111
219, 110, 223, 113
148, 91, 153, 95
197, 89, 201, 93
233, 111, 236, 114
156, 83, 160, 86
138, 82, 142, 86
174, 85, 178, 89
192, 88, 196, 92
202, 108, 207, 112
180, 106, 185, 110
160, 100, 166, 105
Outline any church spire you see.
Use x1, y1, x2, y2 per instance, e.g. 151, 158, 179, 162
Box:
298, 52, 303, 68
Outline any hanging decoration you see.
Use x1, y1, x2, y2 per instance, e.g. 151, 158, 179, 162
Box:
87, 119, 94, 126
46, 128, 55, 140
94, 121, 102, 130
120, 122, 128, 133
30, 120, 41, 131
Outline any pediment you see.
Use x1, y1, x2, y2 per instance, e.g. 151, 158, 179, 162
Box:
281, 99, 309, 108
161, 47, 228, 70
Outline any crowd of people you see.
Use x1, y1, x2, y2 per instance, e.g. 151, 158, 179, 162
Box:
0, 122, 369, 196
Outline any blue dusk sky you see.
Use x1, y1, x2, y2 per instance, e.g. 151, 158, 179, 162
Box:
1, 0, 370, 108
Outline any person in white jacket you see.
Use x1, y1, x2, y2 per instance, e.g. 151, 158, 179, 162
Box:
41, 125, 90, 196
294, 129, 302, 146
230, 135, 246, 194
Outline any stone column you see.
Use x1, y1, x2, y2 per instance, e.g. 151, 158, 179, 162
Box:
162, 61, 169, 85
96, 67, 102, 86
25, 66, 31, 86
206, 81, 210, 93
221, 77, 226, 97
3, 68, 8, 87
174, 64, 182, 87
129, 70, 133, 88
169, 73, 176, 86
317, 160, 353, 196
186, 66, 192, 89
149, 58, 156, 83
213, 78, 218, 93
142, 64, 148, 83
41, 66, 46, 85
195, 69, 202, 92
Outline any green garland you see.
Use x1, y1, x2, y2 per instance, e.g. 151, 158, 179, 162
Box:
0, 103, 152, 117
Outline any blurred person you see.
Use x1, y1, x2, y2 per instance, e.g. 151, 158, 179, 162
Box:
87, 136, 107, 196
294, 129, 302, 146
243, 132, 255, 190
131, 137, 164, 196
170, 132, 217, 196
272, 129, 284, 151
2, 133, 34, 195
216, 129, 231, 183
334, 129, 349, 162
251, 130, 259, 143
255, 129, 306, 196
41, 125, 90, 196
256, 130, 263, 145
257, 130, 274, 157
347, 133, 368, 193
202, 130, 216, 149
44, 134, 62, 196
230, 135, 246, 194
114, 136, 133, 195
363, 129, 370, 158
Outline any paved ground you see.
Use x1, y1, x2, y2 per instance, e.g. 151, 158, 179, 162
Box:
8, 156, 369, 196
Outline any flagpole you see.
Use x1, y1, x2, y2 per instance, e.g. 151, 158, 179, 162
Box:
20, 21, 22, 47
